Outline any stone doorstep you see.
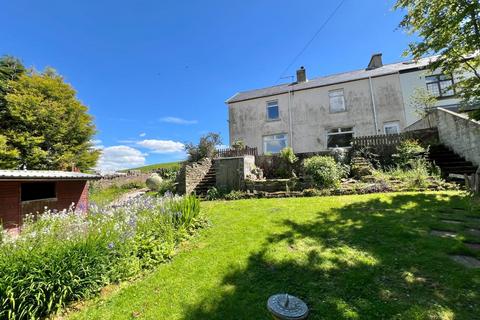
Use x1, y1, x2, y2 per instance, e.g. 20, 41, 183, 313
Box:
430, 230, 457, 238
449, 255, 480, 268
440, 219, 463, 224
467, 228, 480, 237
464, 242, 480, 251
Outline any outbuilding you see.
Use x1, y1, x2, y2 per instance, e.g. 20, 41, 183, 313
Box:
0, 170, 100, 229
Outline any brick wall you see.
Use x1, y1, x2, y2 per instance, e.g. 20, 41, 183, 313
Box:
0, 180, 89, 229
0, 182, 20, 228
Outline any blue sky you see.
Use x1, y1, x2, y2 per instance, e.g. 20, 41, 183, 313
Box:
0, 0, 413, 171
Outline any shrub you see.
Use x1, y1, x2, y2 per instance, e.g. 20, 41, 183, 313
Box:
303, 156, 347, 188
206, 187, 222, 200
276, 147, 298, 178
0, 194, 204, 320
157, 167, 180, 180
224, 190, 246, 201
146, 173, 163, 191
185, 132, 222, 162
393, 139, 427, 169
157, 179, 176, 196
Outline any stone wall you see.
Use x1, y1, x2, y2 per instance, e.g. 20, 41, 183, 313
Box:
215, 156, 255, 191
176, 158, 212, 194
406, 108, 480, 166
245, 179, 305, 193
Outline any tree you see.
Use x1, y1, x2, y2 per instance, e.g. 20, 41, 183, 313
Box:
185, 132, 222, 162
0, 66, 99, 170
395, 0, 480, 119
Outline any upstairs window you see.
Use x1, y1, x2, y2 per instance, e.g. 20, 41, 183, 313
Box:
425, 74, 454, 98
326, 127, 354, 148
21, 182, 56, 202
263, 133, 287, 153
266, 101, 279, 120
329, 89, 346, 113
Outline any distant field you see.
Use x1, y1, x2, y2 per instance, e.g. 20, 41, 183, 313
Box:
122, 161, 182, 173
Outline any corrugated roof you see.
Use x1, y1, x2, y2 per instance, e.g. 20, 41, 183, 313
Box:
226, 56, 435, 103
0, 170, 100, 180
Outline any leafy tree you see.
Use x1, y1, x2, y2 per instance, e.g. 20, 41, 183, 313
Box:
185, 132, 222, 162
0, 66, 99, 170
395, 0, 480, 119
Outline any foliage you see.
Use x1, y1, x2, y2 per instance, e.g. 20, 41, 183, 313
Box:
224, 190, 246, 201
231, 140, 245, 150
331, 147, 350, 165
303, 156, 347, 188
157, 167, 180, 180
395, 0, 480, 120
206, 187, 222, 201
276, 147, 298, 178
0, 194, 204, 320
185, 132, 222, 162
121, 162, 182, 174
392, 139, 427, 169
0, 61, 99, 170
70, 192, 480, 320
157, 179, 176, 196
146, 173, 163, 191
409, 87, 437, 118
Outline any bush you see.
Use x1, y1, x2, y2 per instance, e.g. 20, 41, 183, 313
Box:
276, 147, 298, 178
0, 194, 204, 319
206, 187, 222, 200
157, 179, 176, 196
146, 173, 163, 191
185, 132, 222, 162
393, 139, 427, 169
224, 190, 246, 200
156, 167, 180, 180
303, 156, 347, 188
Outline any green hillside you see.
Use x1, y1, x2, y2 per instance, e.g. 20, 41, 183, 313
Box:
121, 161, 182, 173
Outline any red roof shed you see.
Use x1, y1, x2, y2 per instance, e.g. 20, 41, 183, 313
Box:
0, 170, 100, 229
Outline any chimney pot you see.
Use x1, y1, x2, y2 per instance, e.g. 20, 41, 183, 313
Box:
296, 66, 307, 83
367, 53, 383, 70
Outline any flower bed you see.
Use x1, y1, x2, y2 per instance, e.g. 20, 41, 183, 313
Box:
0, 194, 204, 320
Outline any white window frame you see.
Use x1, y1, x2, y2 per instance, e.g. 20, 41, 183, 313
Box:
383, 121, 400, 135
329, 89, 346, 113
266, 100, 280, 121
325, 127, 354, 149
263, 133, 288, 154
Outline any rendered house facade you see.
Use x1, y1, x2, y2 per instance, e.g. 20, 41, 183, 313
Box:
226, 54, 471, 154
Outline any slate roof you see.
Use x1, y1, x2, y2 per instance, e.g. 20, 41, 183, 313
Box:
0, 170, 100, 181
226, 56, 435, 103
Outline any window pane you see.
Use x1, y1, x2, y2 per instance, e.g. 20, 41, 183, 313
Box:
327, 132, 353, 148
263, 134, 287, 153
329, 90, 345, 113
440, 80, 454, 96
425, 75, 438, 83
267, 105, 279, 120
385, 125, 399, 135
427, 83, 440, 97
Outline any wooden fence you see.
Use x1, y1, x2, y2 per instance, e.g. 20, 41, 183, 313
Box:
215, 146, 258, 158
352, 128, 439, 148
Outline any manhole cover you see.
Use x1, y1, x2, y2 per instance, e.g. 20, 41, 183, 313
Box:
267, 294, 309, 320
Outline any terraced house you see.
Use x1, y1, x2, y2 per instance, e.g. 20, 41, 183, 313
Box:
226, 54, 471, 154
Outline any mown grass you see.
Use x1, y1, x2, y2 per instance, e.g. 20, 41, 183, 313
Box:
68, 192, 480, 320
122, 161, 182, 173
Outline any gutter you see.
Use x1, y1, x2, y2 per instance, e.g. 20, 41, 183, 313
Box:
368, 76, 379, 134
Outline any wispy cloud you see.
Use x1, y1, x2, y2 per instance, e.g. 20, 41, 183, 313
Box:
96, 145, 146, 172
159, 116, 198, 125
139, 132, 146, 137
137, 139, 185, 153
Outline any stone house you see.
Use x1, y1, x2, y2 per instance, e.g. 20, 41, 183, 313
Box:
0, 170, 99, 229
226, 54, 474, 154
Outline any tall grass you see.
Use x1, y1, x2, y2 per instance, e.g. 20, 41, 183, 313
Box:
0, 195, 203, 320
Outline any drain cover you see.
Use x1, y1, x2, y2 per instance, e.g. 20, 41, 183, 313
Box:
267, 294, 309, 320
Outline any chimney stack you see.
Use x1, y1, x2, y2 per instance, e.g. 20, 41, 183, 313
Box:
367, 53, 383, 70
296, 66, 307, 83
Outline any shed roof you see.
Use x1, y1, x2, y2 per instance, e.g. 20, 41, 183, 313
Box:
0, 170, 100, 181
226, 56, 435, 104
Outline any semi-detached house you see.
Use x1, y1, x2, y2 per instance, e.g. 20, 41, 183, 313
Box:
226, 54, 467, 154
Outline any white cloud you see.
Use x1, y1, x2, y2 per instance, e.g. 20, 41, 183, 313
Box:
96, 145, 146, 172
139, 132, 146, 137
159, 117, 198, 125
90, 139, 104, 150
137, 139, 185, 153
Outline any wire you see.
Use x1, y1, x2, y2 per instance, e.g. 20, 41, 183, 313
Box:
276, 0, 347, 82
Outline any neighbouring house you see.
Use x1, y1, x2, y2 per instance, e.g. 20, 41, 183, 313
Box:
226, 53, 478, 154
0, 170, 100, 229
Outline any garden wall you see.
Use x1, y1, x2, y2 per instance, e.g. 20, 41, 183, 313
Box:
215, 155, 255, 191
245, 179, 305, 192
176, 158, 212, 194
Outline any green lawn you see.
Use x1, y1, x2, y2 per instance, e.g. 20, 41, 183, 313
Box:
69, 192, 480, 319
121, 161, 182, 173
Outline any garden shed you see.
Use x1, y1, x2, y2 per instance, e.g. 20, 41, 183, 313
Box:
0, 170, 100, 229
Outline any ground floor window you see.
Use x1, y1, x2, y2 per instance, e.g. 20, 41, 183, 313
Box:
326, 127, 354, 148
263, 133, 288, 153
383, 121, 400, 135
21, 182, 56, 201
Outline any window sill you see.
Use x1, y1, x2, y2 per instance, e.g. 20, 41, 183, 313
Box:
329, 110, 347, 114
266, 118, 281, 122
21, 198, 58, 204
